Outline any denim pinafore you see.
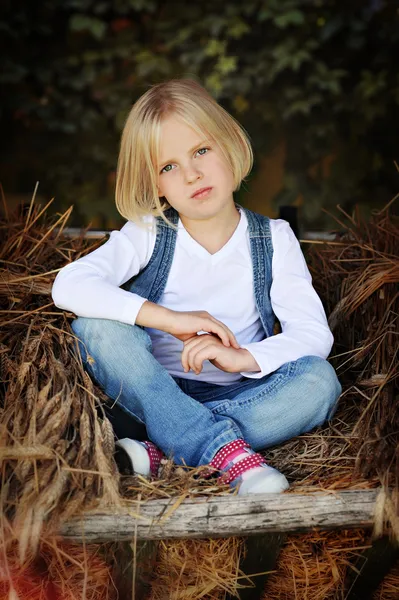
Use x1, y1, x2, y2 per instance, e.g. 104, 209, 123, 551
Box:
122, 204, 276, 338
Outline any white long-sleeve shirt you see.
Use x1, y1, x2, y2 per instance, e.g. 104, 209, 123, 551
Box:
52, 209, 333, 385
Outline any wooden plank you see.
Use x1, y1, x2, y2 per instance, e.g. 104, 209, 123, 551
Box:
59, 489, 379, 543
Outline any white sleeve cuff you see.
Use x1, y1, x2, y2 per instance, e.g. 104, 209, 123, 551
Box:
239, 343, 271, 379
119, 294, 149, 326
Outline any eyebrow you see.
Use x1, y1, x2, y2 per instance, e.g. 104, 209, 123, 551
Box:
159, 140, 209, 167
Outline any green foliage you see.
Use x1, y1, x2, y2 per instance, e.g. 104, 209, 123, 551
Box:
1, 0, 398, 228
69, 14, 107, 39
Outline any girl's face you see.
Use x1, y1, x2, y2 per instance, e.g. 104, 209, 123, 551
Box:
156, 114, 236, 223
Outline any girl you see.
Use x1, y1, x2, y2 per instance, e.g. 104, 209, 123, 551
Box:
52, 78, 342, 495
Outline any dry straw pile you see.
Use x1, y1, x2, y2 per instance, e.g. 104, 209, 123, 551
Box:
267, 199, 398, 493
0, 188, 398, 599
262, 529, 399, 600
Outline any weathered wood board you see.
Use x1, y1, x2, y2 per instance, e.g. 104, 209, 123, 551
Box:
59, 489, 380, 543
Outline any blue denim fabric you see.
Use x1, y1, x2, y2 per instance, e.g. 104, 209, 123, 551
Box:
71, 318, 341, 467
70, 203, 342, 466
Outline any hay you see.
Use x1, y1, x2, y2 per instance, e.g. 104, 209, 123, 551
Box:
265, 200, 399, 497
304, 203, 398, 485
262, 529, 372, 600
0, 195, 125, 567
258, 198, 399, 599
373, 560, 399, 599
40, 540, 117, 600
148, 537, 248, 600
0, 539, 117, 599
261, 527, 399, 600
1, 188, 398, 598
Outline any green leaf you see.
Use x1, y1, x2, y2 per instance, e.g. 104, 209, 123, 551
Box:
204, 39, 226, 57
258, 8, 272, 22
205, 72, 223, 95
274, 10, 305, 28
282, 96, 322, 119
215, 55, 237, 76
357, 69, 387, 99
227, 19, 251, 39
69, 15, 107, 40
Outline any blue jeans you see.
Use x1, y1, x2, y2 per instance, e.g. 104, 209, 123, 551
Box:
71, 317, 342, 468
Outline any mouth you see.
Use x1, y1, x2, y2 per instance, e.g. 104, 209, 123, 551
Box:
191, 187, 213, 199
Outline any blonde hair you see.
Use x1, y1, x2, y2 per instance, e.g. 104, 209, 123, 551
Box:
115, 78, 253, 225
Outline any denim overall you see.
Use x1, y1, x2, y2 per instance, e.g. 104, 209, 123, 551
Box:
121, 204, 276, 338
71, 204, 341, 467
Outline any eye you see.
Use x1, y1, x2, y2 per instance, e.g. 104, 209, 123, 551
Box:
159, 147, 210, 174
160, 163, 174, 174
196, 147, 210, 156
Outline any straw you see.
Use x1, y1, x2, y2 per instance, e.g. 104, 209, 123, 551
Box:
0, 189, 398, 598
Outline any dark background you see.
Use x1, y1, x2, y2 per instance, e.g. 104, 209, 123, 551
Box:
1, 0, 398, 231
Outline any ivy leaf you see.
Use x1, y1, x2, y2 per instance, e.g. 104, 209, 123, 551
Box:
274, 10, 305, 28
258, 8, 272, 22
69, 15, 107, 40
216, 55, 237, 76
204, 39, 226, 57
227, 19, 250, 39
205, 72, 223, 95
282, 96, 322, 119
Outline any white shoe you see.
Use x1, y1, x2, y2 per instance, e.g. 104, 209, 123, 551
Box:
238, 465, 289, 495
209, 438, 289, 495
115, 438, 164, 477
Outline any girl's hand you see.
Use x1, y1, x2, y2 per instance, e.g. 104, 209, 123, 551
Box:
136, 302, 240, 349
181, 334, 260, 375
167, 310, 240, 349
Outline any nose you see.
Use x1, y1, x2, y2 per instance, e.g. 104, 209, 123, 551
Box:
184, 162, 203, 184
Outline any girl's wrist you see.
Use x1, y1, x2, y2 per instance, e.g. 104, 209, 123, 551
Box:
136, 301, 174, 331
236, 348, 261, 373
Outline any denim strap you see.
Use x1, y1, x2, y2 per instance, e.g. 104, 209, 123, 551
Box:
121, 207, 178, 303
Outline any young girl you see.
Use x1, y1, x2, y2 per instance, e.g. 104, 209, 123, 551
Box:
52, 78, 342, 495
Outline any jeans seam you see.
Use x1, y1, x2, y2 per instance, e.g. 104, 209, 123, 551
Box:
80, 346, 148, 425
210, 372, 287, 415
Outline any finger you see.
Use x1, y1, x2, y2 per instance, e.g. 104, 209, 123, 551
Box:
182, 336, 213, 372
183, 334, 210, 349
208, 318, 239, 348
191, 344, 219, 374
187, 346, 205, 375
204, 319, 233, 347
196, 316, 229, 346
188, 339, 220, 374
181, 343, 191, 372
210, 328, 240, 349
185, 337, 215, 374
181, 336, 206, 372
207, 316, 237, 345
